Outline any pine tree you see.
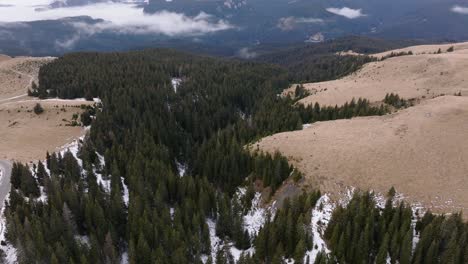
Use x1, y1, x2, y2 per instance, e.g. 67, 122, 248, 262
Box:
375, 231, 389, 264
399, 228, 412, 264
36, 161, 48, 186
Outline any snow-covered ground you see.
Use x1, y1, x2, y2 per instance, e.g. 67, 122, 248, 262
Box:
175, 160, 186, 178
305, 194, 333, 262
120, 251, 129, 264
203, 189, 272, 263
242, 192, 269, 236
95, 152, 111, 193
204, 218, 220, 262
204, 217, 256, 263
0, 193, 17, 264
121, 177, 129, 206
171, 78, 182, 93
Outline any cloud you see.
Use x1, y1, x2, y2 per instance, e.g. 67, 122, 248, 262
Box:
237, 47, 257, 59
277, 16, 324, 31
69, 11, 232, 36
55, 34, 81, 49
0, 0, 55, 6
0, 1, 233, 36
326, 7, 366, 19
452, 5, 468, 15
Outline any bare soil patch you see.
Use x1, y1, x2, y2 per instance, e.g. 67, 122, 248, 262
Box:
255, 96, 468, 217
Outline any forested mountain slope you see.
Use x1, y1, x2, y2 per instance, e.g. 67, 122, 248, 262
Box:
2, 47, 468, 264
254, 36, 422, 83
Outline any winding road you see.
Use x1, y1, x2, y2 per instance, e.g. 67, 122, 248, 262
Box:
0, 160, 11, 210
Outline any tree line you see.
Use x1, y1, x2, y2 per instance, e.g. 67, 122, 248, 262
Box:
5, 46, 456, 264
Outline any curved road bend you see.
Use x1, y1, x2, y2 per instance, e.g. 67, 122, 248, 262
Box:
0, 160, 11, 210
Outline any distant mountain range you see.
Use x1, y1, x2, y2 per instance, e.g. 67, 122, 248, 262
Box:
0, 0, 467, 56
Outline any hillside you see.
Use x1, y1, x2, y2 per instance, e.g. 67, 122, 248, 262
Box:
1, 44, 468, 263
372, 41, 468, 58
255, 36, 423, 83
0, 56, 53, 100
0, 55, 93, 162
256, 96, 468, 216
286, 42, 468, 107
0, 99, 94, 162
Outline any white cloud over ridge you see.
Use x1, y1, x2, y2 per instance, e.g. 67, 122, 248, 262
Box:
0, 1, 233, 37
237, 47, 257, 59
277, 16, 323, 31
326, 7, 366, 19
452, 5, 468, 15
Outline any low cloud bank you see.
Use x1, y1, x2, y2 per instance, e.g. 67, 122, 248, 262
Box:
0, 1, 233, 36
237, 47, 257, 59
326, 7, 366, 19
452, 5, 468, 15
277, 16, 323, 31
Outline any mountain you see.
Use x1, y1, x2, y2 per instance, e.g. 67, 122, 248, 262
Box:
0, 0, 467, 56
144, 0, 468, 44
3, 41, 468, 264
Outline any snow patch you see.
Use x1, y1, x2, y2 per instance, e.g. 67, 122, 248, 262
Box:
205, 218, 221, 262
121, 177, 129, 206
170, 207, 175, 220
203, 189, 270, 263
338, 186, 355, 207
305, 194, 333, 263
0, 194, 17, 264
59, 137, 111, 193
120, 251, 129, 264
411, 203, 425, 252
38, 186, 48, 203
373, 190, 425, 254
75, 235, 90, 247
58, 137, 82, 168
204, 218, 255, 263
176, 161, 186, 178
243, 192, 267, 236
95, 153, 111, 193
171, 78, 182, 93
